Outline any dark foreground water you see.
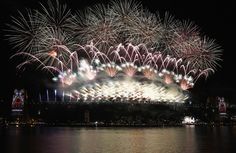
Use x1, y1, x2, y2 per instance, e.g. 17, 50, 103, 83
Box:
1, 126, 236, 153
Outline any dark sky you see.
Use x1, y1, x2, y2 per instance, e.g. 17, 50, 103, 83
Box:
0, 0, 235, 101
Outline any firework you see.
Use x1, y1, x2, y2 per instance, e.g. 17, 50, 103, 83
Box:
6, 0, 222, 103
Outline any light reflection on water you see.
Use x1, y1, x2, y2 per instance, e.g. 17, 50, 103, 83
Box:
1, 126, 236, 153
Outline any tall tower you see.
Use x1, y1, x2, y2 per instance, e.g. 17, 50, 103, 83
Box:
11, 89, 25, 116
218, 97, 227, 115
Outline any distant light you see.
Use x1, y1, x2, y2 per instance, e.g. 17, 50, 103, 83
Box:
182, 116, 195, 124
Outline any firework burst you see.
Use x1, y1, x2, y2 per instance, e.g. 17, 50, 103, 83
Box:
6, 0, 222, 103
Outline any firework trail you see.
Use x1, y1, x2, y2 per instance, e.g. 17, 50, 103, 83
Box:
6, 0, 222, 103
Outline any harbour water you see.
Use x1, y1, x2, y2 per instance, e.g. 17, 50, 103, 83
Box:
1, 126, 236, 153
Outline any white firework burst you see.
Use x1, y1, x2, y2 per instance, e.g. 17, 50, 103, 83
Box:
6, 0, 223, 104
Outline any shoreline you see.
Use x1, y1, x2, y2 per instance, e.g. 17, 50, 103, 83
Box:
2, 122, 236, 128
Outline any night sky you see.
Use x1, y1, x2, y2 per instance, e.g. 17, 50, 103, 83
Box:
0, 0, 235, 102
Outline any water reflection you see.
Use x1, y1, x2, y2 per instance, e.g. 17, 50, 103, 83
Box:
76, 128, 188, 153
1, 126, 236, 153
